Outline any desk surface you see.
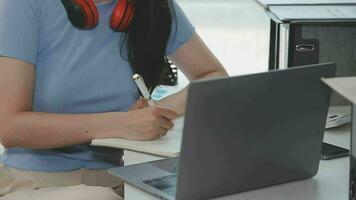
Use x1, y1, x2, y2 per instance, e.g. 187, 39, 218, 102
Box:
255, 0, 356, 23
256, 0, 356, 7
217, 159, 348, 200
268, 5, 356, 23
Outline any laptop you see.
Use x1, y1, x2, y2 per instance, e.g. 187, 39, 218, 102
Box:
109, 63, 336, 200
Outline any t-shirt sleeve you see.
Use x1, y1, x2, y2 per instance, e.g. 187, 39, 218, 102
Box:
0, 0, 39, 64
166, 0, 196, 56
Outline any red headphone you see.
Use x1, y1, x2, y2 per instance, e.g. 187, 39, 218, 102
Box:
61, 0, 135, 32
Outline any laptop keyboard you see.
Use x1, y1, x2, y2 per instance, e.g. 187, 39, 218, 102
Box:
143, 174, 177, 196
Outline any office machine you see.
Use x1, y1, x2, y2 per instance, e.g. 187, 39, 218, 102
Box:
255, 1, 356, 159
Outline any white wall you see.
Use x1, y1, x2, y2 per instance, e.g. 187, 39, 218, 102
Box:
178, 0, 270, 76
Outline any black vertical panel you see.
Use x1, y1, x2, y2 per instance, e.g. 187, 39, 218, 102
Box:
351, 105, 356, 200
269, 20, 280, 70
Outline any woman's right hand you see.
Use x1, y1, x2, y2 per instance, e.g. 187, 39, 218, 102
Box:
102, 106, 179, 141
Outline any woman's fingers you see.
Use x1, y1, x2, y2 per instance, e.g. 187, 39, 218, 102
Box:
129, 97, 149, 111
158, 117, 175, 131
153, 106, 178, 120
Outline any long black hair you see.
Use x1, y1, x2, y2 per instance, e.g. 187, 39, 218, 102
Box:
121, 0, 174, 93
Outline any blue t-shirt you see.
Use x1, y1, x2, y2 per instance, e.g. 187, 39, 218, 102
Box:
0, 0, 194, 172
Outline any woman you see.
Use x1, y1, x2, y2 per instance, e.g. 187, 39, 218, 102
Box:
0, 0, 227, 199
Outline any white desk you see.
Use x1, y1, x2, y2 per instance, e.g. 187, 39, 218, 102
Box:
92, 119, 351, 200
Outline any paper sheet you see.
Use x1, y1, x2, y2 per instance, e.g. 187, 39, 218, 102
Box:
91, 117, 184, 157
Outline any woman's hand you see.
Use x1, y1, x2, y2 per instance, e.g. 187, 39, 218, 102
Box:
100, 106, 178, 141
129, 97, 150, 111
124, 106, 178, 141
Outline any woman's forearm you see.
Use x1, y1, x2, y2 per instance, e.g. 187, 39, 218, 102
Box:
158, 88, 188, 116
0, 111, 119, 149
158, 71, 228, 115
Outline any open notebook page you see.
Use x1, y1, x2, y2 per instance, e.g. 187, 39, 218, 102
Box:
91, 117, 184, 158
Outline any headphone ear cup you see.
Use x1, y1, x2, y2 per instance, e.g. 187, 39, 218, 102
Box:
110, 0, 135, 32
62, 0, 99, 29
